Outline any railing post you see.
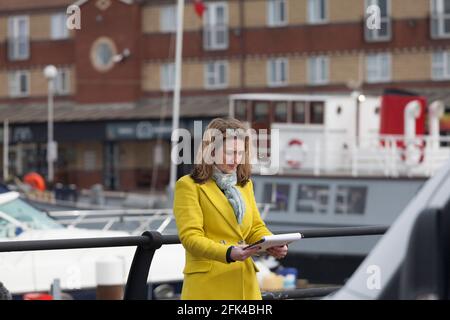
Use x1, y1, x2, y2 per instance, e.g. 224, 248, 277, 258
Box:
123, 231, 163, 300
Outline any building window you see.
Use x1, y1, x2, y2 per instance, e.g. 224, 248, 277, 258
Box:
274, 102, 288, 122
292, 101, 325, 125
293, 102, 306, 123
366, 53, 391, 83
160, 5, 177, 33
204, 61, 228, 89
432, 51, 450, 80
296, 184, 330, 214
253, 101, 270, 123
7, 16, 29, 61
364, 0, 391, 42
431, 0, 450, 38
263, 183, 290, 211
308, 0, 327, 24
51, 13, 69, 40
90, 37, 117, 72
204, 2, 228, 50
308, 56, 329, 85
55, 68, 70, 95
161, 63, 175, 91
234, 100, 248, 122
268, 58, 288, 87
267, 0, 288, 27
310, 102, 325, 124
335, 186, 367, 215
8, 70, 30, 98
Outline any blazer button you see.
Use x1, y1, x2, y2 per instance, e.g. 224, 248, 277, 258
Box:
237, 240, 244, 245
220, 240, 226, 244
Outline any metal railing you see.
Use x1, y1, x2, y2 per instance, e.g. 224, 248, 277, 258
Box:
45, 204, 274, 234
0, 226, 388, 300
254, 132, 450, 178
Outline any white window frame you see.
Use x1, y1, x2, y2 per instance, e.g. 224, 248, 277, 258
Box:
267, 58, 289, 87
160, 63, 175, 91
160, 5, 177, 33
51, 12, 69, 40
7, 15, 30, 61
267, 0, 288, 27
307, 0, 327, 24
203, 2, 229, 51
308, 56, 329, 85
431, 0, 450, 38
204, 61, 228, 89
366, 53, 391, 83
55, 68, 70, 95
364, 0, 392, 42
8, 70, 30, 98
431, 51, 450, 80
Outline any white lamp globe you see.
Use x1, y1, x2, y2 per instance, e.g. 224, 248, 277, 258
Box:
44, 65, 58, 80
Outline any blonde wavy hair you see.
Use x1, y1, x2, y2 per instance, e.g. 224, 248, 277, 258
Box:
190, 117, 253, 186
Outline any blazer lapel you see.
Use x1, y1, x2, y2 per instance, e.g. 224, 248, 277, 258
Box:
199, 179, 243, 239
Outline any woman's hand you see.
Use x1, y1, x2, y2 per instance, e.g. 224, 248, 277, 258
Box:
266, 245, 288, 259
230, 245, 261, 262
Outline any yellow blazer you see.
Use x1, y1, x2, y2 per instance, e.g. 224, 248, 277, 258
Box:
173, 174, 273, 300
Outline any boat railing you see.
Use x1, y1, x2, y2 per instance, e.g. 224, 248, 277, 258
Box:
263, 133, 450, 178
47, 203, 275, 235
0, 226, 388, 300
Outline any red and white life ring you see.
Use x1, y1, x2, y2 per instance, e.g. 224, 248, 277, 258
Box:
284, 139, 307, 169
400, 140, 425, 167
23, 172, 46, 191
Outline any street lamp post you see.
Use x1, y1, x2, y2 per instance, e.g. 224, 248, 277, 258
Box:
352, 90, 366, 148
44, 65, 58, 185
2, 119, 9, 182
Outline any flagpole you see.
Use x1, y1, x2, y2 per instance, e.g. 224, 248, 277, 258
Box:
169, 0, 185, 194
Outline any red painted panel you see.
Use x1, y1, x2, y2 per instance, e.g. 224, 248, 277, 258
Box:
379, 92, 427, 136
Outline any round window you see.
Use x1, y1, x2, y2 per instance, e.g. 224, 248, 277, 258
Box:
90, 37, 117, 72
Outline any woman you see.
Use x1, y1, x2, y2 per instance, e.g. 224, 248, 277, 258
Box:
173, 117, 288, 300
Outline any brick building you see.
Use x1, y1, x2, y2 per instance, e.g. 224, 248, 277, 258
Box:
0, 0, 450, 190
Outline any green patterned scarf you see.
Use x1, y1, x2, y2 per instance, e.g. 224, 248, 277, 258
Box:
212, 166, 246, 225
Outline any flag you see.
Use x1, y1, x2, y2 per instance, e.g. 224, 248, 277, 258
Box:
194, 0, 206, 18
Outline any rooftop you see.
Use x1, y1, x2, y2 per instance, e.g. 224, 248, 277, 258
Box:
0, 95, 229, 124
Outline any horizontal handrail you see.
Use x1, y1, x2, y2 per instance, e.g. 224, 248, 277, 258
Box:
48, 209, 173, 218
0, 236, 150, 252
0, 226, 387, 253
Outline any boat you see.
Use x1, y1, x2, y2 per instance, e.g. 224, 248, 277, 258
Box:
330, 159, 450, 299
228, 89, 450, 284
0, 187, 185, 299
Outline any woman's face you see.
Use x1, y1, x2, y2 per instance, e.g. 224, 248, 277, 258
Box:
215, 138, 245, 173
